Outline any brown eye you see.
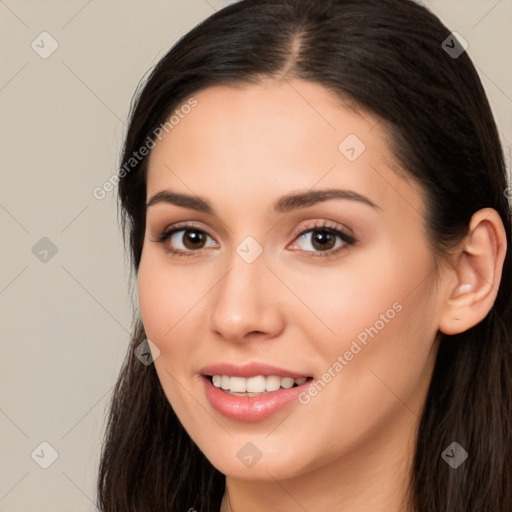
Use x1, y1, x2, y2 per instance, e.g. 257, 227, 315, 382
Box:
292, 224, 355, 255
309, 229, 337, 251
167, 228, 217, 252
180, 230, 207, 250
151, 224, 218, 258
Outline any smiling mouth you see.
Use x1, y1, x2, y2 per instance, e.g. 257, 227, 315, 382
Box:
207, 374, 313, 396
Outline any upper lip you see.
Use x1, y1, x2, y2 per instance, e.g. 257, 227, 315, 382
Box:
200, 362, 311, 379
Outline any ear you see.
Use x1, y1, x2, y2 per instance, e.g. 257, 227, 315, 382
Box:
439, 208, 507, 335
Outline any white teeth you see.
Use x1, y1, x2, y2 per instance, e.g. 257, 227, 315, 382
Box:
280, 377, 294, 389
211, 375, 309, 393
221, 375, 230, 390
230, 376, 246, 393
246, 376, 266, 393
265, 375, 281, 392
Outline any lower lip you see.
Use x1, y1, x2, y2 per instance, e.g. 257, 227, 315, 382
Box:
202, 376, 311, 422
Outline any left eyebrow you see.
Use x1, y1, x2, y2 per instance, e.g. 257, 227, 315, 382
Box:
145, 188, 381, 213
272, 188, 381, 213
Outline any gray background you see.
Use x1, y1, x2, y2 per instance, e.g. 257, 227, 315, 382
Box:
1, 1, 511, 510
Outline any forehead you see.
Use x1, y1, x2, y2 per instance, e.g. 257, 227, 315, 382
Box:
146, 79, 424, 218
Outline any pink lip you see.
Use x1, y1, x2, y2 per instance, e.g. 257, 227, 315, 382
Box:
202, 375, 312, 422
199, 362, 310, 379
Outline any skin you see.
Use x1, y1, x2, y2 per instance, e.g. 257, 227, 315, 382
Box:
137, 79, 507, 511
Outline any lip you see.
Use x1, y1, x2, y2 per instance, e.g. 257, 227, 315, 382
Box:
200, 362, 310, 379
202, 375, 312, 422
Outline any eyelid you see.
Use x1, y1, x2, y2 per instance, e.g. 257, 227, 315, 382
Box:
286, 220, 357, 258
151, 220, 217, 243
289, 219, 355, 242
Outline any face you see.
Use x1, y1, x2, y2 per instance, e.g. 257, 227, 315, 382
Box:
137, 79, 444, 480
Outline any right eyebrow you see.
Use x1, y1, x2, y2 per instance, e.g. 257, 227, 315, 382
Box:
146, 191, 213, 213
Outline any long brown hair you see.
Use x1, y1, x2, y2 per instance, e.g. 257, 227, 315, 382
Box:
97, 1, 512, 510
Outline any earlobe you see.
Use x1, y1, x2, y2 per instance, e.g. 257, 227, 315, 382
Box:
439, 208, 507, 336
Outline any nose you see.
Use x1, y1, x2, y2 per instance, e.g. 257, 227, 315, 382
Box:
208, 251, 285, 343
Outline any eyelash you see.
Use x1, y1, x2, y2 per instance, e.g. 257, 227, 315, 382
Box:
151, 221, 357, 259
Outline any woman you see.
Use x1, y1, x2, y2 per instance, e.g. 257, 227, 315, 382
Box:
97, 0, 512, 510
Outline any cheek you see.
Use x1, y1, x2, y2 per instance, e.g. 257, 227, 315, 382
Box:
288, 239, 440, 427
289, 240, 435, 355
137, 252, 214, 370
303, 249, 438, 413
137, 257, 197, 407
137, 262, 167, 341
137, 254, 188, 348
